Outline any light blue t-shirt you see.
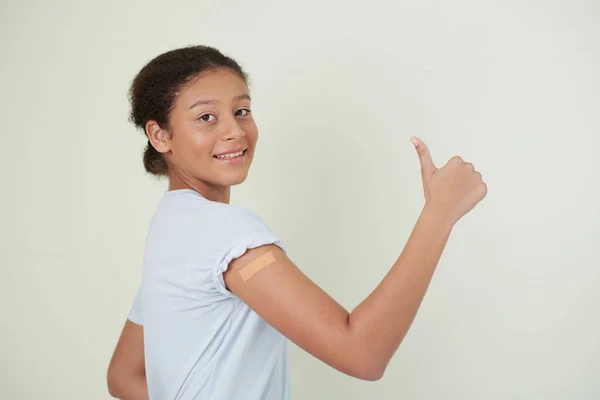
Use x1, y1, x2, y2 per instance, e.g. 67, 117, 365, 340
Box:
127, 189, 290, 400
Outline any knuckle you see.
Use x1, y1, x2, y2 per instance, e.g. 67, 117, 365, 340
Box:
449, 156, 463, 166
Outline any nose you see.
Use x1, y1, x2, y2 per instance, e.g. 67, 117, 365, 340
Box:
221, 115, 245, 141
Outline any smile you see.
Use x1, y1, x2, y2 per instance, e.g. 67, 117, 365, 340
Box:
213, 149, 248, 164
214, 150, 246, 159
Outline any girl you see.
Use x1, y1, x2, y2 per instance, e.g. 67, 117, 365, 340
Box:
107, 45, 486, 400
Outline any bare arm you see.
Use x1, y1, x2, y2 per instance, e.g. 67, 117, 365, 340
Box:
107, 320, 148, 400
224, 137, 486, 380
346, 206, 452, 376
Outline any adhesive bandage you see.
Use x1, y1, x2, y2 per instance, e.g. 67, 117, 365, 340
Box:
238, 251, 276, 282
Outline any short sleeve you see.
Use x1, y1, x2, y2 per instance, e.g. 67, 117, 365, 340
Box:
212, 206, 285, 298
127, 287, 143, 325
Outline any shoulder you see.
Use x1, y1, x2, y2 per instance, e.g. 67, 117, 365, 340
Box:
210, 204, 285, 260
155, 189, 279, 248
210, 203, 274, 243
159, 190, 264, 225
214, 203, 266, 227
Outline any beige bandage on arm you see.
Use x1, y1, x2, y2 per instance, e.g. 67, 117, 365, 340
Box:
238, 251, 277, 282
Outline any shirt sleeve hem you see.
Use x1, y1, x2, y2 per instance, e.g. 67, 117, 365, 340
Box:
213, 231, 285, 298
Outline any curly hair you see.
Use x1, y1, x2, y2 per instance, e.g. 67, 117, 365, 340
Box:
128, 45, 248, 176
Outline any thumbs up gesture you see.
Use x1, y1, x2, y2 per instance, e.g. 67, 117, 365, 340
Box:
411, 137, 487, 226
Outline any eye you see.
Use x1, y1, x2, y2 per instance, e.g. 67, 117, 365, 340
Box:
199, 114, 216, 122
235, 108, 251, 117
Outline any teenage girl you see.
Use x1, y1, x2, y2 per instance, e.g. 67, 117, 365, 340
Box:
107, 45, 487, 400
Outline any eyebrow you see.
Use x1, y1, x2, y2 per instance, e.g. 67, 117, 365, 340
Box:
188, 94, 251, 110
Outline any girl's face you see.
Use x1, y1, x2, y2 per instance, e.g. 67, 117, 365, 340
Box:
147, 68, 258, 200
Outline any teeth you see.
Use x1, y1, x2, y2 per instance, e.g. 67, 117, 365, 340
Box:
216, 150, 244, 159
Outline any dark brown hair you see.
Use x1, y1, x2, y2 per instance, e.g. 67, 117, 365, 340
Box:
128, 45, 248, 176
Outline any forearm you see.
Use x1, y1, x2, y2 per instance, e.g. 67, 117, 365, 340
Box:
348, 204, 453, 374
108, 374, 149, 400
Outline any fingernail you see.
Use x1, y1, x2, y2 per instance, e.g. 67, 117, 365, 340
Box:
410, 137, 418, 148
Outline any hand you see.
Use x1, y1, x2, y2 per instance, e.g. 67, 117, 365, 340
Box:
411, 136, 487, 226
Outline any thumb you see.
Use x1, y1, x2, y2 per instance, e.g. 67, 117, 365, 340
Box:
410, 136, 437, 176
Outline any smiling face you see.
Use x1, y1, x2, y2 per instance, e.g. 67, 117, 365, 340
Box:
146, 68, 258, 201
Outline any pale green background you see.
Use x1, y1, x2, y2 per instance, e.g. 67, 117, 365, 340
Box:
1, 0, 599, 398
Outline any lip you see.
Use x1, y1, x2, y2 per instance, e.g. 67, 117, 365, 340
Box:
213, 148, 247, 157
213, 148, 248, 165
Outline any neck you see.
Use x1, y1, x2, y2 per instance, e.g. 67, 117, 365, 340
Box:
168, 170, 231, 204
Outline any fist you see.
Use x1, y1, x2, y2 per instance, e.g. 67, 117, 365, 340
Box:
411, 137, 487, 226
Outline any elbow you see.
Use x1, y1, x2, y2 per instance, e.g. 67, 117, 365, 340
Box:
343, 353, 387, 381
106, 372, 120, 398
106, 367, 147, 399
363, 368, 386, 382
346, 342, 389, 381
353, 364, 386, 381
330, 356, 386, 381
106, 367, 127, 398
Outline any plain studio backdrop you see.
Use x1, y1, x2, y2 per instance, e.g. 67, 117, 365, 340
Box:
1, 0, 599, 399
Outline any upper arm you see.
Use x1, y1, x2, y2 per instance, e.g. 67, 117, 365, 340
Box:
107, 320, 146, 395
223, 244, 375, 379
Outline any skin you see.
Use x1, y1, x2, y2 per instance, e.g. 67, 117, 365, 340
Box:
107, 321, 146, 400
108, 68, 258, 400
108, 68, 487, 398
147, 68, 258, 204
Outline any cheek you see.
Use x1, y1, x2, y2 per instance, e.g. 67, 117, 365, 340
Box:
244, 121, 259, 145
173, 127, 215, 163
190, 132, 215, 156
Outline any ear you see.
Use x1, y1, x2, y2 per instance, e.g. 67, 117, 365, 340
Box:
145, 121, 171, 154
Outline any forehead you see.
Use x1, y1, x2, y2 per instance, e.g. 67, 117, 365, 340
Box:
176, 68, 249, 108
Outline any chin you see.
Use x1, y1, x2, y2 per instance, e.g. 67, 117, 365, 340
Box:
221, 170, 250, 187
